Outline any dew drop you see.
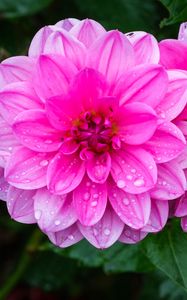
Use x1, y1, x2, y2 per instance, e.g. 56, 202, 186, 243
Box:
123, 198, 129, 205
45, 139, 52, 144
104, 228, 111, 236
83, 192, 90, 201
126, 175, 133, 180
93, 228, 98, 236
91, 201, 98, 207
35, 210, 42, 220
55, 220, 61, 226
93, 193, 99, 199
40, 160, 49, 167
68, 235, 74, 240
133, 178, 145, 187
117, 179, 126, 188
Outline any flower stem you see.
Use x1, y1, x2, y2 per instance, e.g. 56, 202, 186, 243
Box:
0, 229, 42, 300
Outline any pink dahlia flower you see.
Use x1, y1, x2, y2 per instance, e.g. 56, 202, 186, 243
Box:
0, 18, 186, 248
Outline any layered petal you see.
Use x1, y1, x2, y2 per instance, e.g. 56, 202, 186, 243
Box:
117, 102, 157, 145
47, 224, 83, 248
78, 206, 124, 249
108, 179, 151, 229
34, 188, 77, 232
86, 152, 111, 183
0, 82, 42, 124
0, 167, 9, 201
151, 162, 186, 200
0, 56, 35, 88
7, 186, 36, 223
13, 109, 62, 152
55, 18, 80, 31
5, 147, 52, 189
119, 226, 148, 244
87, 30, 135, 87
47, 152, 85, 194
143, 199, 169, 232
111, 147, 157, 194
44, 28, 86, 69
0, 115, 19, 153
114, 64, 168, 108
159, 39, 187, 70
70, 19, 106, 47
175, 193, 187, 217
33, 54, 77, 101
73, 175, 107, 226
144, 122, 186, 163
156, 70, 187, 121
126, 31, 160, 64
181, 216, 187, 232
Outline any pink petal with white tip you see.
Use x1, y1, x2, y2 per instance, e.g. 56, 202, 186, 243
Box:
151, 162, 186, 200
34, 188, 77, 232
111, 146, 157, 194
108, 179, 151, 229
78, 206, 124, 249
13, 109, 62, 152
7, 186, 36, 223
33, 54, 77, 101
156, 70, 187, 121
5, 147, 52, 189
144, 122, 185, 163
47, 152, 85, 195
143, 199, 169, 232
0, 82, 42, 124
29, 26, 53, 57
114, 64, 168, 108
126, 31, 160, 64
175, 193, 187, 217
70, 19, 106, 47
73, 175, 107, 226
44, 28, 86, 69
181, 216, 187, 232
47, 224, 83, 248
178, 22, 187, 42
86, 152, 111, 184
55, 18, 80, 31
0, 56, 35, 88
0, 115, 19, 153
87, 30, 134, 88
119, 226, 148, 244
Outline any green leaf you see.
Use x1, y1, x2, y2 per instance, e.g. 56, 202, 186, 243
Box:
160, 0, 187, 27
0, 0, 53, 18
141, 220, 187, 291
42, 240, 154, 273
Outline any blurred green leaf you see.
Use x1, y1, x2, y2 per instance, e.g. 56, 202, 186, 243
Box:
160, 0, 187, 27
0, 0, 53, 18
142, 220, 187, 291
43, 240, 154, 273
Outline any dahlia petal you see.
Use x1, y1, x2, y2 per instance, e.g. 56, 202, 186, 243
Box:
143, 199, 169, 232
87, 30, 135, 87
0, 56, 35, 88
144, 122, 185, 163
108, 180, 151, 229
7, 186, 36, 223
34, 54, 77, 101
13, 109, 62, 152
34, 188, 77, 232
150, 162, 186, 200
114, 64, 168, 108
0, 115, 19, 153
117, 102, 157, 145
47, 152, 85, 195
29, 26, 53, 57
126, 31, 160, 64
0, 167, 9, 201
60, 138, 79, 155
0, 150, 10, 168
5, 147, 51, 189
175, 193, 187, 217
70, 19, 106, 47
0, 82, 42, 124
86, 152, 111, 184
181, 216, 187, 232
159, 39, 187, 70
111, 147, 157, 194
55, 18, 80, 31
178, 22, 187, 42
44, 28, 86, 69
73, 175, 107, 226
47, 224, 83, 248
156, 70, 187, 121
119, 226, 148, 244
78, 206, 124, 249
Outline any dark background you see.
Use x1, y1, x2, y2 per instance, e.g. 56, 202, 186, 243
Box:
0, 0, 187, 299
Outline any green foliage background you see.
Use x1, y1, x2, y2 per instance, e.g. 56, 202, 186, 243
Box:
0, 0, 187, 299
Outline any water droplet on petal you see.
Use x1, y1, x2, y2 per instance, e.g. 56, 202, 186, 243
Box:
123, 198, 129, 205
133, 178, 145, 187
83, 192, 90, 201
55, 220, 61, 226
68, 235, 74, 240
40, 160, 49, 167
93, 228, 98, 236
104, 228, 111, 236
117, 179, 126, 188
35, 210, 42, 220
91, 201, 98, 207
93, 193, 99, 199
